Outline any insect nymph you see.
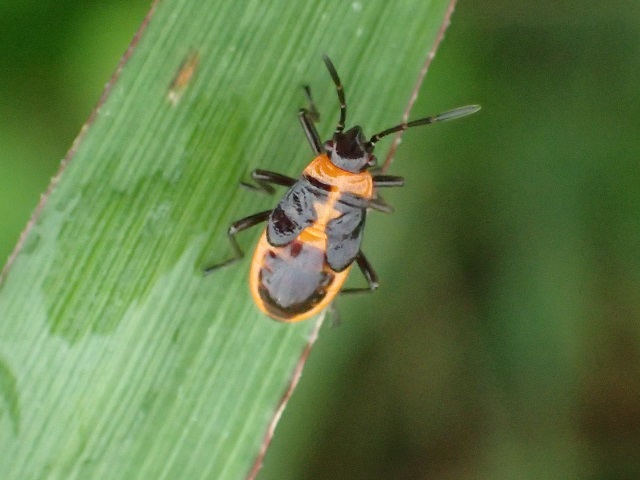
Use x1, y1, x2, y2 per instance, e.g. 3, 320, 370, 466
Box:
206, 55, 479, 322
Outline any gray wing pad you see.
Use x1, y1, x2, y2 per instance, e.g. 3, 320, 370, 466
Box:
326, 200, 366, 272
267, 183, 317, 247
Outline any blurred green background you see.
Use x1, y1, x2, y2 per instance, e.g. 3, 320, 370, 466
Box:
1, 1, 639, 479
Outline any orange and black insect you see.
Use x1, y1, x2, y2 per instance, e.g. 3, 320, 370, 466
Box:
205, 55, 479, 322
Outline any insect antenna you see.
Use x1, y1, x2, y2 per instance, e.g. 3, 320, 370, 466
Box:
322, 54, 347, 134
366, 104, 481, 149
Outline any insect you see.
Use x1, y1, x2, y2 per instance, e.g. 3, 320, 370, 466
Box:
205, 55, 479, 322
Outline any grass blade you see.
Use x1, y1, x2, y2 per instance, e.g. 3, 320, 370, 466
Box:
0, 0, 462, 477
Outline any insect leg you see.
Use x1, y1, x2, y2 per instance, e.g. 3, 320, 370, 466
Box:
340, 192, 395, 214
241, 169, 297, 195
369, 196, 395, 213
369, 176, 403, 213
340, 251, 379, 295
302, 85, 320, 121
298, 85, 323, 155
204, 209, 272, 273
373, 175, 405, 188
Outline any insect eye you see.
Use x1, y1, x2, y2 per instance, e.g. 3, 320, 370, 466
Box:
367, 155, 377, 167
324, 140, 334, 152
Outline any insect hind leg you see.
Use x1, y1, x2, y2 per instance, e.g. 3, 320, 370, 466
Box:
204, 209, 271, 274
340, 251, 379, 295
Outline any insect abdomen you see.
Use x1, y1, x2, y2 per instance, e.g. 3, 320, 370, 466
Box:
250, 232, 350, 322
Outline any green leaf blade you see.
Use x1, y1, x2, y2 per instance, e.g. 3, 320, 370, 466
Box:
0, 0, 462, 477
